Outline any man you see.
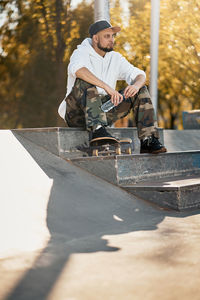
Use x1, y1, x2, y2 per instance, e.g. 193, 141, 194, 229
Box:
58, 20, 167, 154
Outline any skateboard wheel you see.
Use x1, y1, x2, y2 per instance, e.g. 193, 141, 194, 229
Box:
116, 147, 121, 155
92, 149, 98, 156
125, 147, 132, 155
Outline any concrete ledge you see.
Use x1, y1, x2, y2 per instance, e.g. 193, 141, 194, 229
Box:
12, 127, 164, 158
164, 130, 200, 152
12, 127, 88, 157
70, 151, 200, 185
123, 175, 200, 211
182, 110, 200, 129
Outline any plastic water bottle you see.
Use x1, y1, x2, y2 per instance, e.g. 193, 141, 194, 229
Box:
101, 93, 125, 112
101, 99, 115, 112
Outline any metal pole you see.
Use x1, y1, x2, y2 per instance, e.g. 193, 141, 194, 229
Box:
150, 0, 160, 115
94, 0, 110, 22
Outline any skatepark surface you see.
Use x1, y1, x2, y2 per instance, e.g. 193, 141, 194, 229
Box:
1, 129, 200, 300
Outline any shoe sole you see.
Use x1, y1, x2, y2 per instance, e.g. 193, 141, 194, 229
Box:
140, 147, 167, 154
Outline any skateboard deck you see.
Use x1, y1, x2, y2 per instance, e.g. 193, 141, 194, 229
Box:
89, 137, 132, 156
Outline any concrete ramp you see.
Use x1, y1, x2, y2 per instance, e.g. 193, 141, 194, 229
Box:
1, 129, 200, 300
0, 130, 166, 300
1, 130, 151, 259
0, 131, 52, 258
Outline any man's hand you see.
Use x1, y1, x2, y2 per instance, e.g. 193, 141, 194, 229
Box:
123, 84, 140, 99
76, 67, 123, 106
103, 84, 123, 106
123, 75, 146, 98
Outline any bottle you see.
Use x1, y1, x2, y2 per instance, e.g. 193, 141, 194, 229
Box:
101, 93, 125, 112
101, 99, 115, 112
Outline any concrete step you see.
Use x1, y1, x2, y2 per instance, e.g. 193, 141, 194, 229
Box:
70, 151, 200, 211
70, 151, 200, 185
123, 175, 200, 211
12, 127, 164, 158
11, 127, 200, 211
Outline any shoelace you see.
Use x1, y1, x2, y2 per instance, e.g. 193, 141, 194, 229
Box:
147, 136, 161, 146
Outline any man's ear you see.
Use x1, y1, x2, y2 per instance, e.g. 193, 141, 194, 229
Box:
93, 34, 99, 44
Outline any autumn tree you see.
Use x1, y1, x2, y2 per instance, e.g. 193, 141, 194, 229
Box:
1, 0, 199, 129
0, 0, 93, 128
158, 0, 200, 128
111, 0, 200, 129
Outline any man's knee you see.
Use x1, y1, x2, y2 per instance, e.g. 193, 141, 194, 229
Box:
138, 85, 151, 99
74, 78, 95, 91
71, 78, 97, 105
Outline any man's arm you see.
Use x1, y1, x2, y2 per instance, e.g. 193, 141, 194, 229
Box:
76, 67, 123, 106
123, 75, 146, 99
117, 54, 146, 98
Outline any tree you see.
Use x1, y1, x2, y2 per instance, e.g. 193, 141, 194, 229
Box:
158, 0, 200, 128
1, 0, 199, 129
112, 0, 200, 129
0, 0, 93, 128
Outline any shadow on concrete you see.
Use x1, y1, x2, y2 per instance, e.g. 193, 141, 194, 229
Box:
5, 132, 200, 300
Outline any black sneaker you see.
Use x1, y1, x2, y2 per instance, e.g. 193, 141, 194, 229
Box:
90, 126, 117, 141
140, 135, 167, 154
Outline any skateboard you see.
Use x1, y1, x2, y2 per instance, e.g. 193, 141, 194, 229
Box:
89, 137, 132, 156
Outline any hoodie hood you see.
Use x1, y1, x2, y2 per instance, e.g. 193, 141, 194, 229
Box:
77, 38, 97, 55
77, 38, 112, 59
80, 37, 93, 48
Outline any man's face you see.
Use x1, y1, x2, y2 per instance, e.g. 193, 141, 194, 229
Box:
95, 28, 116, 52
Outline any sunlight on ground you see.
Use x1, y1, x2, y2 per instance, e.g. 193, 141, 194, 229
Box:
0, 131, 52, 257
46, 215, 200, 300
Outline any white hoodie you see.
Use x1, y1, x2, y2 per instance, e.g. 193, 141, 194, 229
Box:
58, 38, 146, 120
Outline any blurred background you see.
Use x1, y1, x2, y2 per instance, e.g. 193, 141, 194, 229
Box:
0, 0, 199, 129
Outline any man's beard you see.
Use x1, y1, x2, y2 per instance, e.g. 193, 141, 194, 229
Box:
97, 41, 113, 52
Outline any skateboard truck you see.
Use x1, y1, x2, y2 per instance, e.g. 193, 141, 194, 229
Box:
90, 137, 132, 157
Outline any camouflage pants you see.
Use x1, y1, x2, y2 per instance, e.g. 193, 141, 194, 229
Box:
65, 78, 159, 140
